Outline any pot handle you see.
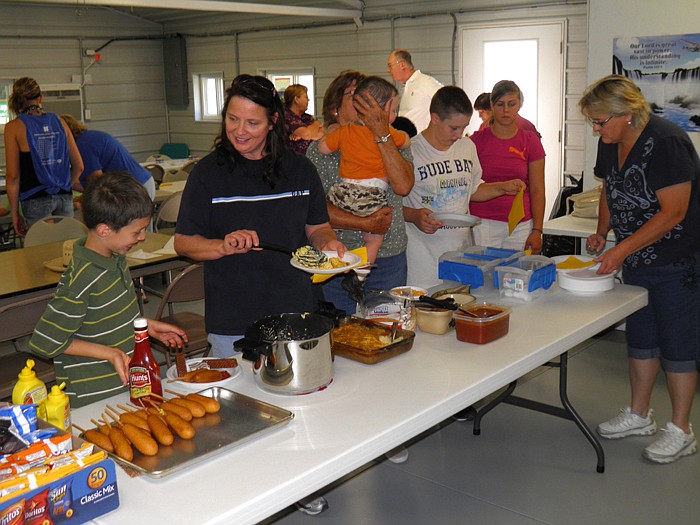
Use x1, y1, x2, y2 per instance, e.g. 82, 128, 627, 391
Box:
233, 338, 272, 362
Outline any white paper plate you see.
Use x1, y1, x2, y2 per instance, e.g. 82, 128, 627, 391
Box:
558, 267, 615, 295
430, 212, 481, 228
166, 357, 241, 390
290, 250, 362, 275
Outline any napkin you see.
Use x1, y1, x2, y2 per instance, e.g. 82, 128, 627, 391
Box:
153, 236, 177, 255
311, 247, 368, 284
126, 249, 161, 260
507, 186, 525, 235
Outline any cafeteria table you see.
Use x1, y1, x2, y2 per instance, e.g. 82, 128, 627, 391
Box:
0, 233, 188, 308
543, 214, 616, 253
72, 283, 647, 525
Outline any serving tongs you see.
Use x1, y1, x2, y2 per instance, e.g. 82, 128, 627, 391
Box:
416, 295, 460, 311
256, 241, 293, 256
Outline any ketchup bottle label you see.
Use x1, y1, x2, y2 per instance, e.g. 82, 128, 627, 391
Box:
129, 366, 153, 399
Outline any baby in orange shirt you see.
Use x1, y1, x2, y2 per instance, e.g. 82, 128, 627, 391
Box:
319, 76, 410, 263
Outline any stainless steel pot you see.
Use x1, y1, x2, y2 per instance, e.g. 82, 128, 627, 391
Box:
234, 313, 334, 395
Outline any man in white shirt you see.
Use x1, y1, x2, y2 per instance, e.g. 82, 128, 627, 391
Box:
387, 49, 442, 133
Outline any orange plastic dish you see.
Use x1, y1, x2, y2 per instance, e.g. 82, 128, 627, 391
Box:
453, 302, 511, 344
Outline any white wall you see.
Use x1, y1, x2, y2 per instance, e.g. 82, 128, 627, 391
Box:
583, 0, 700, 189
0, 5, 168, 166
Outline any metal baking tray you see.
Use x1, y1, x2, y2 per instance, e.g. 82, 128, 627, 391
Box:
332, 317, 415, 365
83, 387, 293, 478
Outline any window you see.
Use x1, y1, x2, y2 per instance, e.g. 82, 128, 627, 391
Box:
1, 78, 15, 127
259, 68, 316, 116
193, 72, 224, 122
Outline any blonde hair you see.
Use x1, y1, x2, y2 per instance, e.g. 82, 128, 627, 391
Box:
578, 75, 650, 129
283, 84, 307, 110
60, 114, 87, 138
8, 77, 42, 115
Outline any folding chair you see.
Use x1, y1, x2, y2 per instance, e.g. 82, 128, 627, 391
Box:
24, 216, 88, 247
150, 264, 209, 368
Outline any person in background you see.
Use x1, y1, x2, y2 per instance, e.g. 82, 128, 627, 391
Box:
474, 92, 493, 131
283, 84, 323, 155
60, 114, 156, 200
470, 80, 546, 253
306, 70, 414, 316
174, 75, 345, 359
318, 76, 411, 264
403, 86, 525, 289
28, 172, 186, 408
3, 77, 83, 236
387, 49, 442, 133
474, 90, 540, 136
581, 75, 700, 464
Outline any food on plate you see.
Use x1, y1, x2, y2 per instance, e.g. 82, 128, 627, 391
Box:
178, 368, 231, 383
332, 323, 402, 352
203, 358, 239, 369
292, 245, 348, 270
175, 353, 187, 377
556, 256, 596, 270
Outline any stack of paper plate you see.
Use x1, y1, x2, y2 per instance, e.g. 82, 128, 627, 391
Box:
557, 267, 615, 295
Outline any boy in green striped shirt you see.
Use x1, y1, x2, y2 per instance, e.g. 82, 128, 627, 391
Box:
29, 171, 187, 408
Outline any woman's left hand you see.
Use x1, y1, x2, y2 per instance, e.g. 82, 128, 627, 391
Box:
594, 244, 626, 275
354, 91, 390, 138
524, 230, 543, 254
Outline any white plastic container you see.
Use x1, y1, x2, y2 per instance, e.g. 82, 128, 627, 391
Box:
494, 255, 556, 302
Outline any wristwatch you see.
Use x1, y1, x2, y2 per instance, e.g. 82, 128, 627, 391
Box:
375, 133, 392, 144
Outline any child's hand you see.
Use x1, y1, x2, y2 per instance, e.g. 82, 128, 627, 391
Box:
108, 348, 131, 386
147, 319, 188, 349
502, 179, 526, 195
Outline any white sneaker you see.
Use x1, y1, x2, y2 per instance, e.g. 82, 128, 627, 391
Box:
295, 496, 328, 516
643, 422, 697, 464
385, 445, 409, 464
597, 407, 657, 439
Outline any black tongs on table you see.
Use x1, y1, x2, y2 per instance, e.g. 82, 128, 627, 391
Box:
417, 295, 460, 310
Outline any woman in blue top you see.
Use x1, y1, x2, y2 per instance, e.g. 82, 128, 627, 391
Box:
580, 75, 700, 464
61, 114, 156, 200
4, 77, 83, 236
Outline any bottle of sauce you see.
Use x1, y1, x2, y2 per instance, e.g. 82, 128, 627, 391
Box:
45, 382, 71, 430
128, 318, 162, 404
12, 359, 48, 420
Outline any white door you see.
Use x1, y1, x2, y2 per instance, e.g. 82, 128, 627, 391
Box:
461, 21, 565, 219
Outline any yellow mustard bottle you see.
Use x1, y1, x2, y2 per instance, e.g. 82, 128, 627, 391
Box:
45, 382, 71, 430
12, 358, 48, 420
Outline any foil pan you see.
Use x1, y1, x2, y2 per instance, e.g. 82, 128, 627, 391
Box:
82, 387, 293, 478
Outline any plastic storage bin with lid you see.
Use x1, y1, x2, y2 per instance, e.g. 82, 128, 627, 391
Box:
493, 255, 556, 301
438, 247, 522, 295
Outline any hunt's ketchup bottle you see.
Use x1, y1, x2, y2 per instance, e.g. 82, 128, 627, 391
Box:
129, 317, 162, 404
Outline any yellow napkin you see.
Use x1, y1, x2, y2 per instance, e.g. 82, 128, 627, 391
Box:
507, 186, 526, 235
311, 247, 368, 284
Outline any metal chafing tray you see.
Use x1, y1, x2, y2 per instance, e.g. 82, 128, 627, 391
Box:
86, 387, 293, 478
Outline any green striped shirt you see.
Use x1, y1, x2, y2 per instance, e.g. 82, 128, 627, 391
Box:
29, 238, 140, 408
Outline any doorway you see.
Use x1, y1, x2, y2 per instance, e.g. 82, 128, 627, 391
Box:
460, 21, 565, 219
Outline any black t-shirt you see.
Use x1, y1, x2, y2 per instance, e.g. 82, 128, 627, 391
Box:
594, 115, 700, 268
176, 148, 329, 335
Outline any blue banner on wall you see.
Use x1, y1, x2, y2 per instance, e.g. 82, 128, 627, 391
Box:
613, 34, 700, 132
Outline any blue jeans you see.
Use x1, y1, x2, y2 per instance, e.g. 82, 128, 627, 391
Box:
208, 333, 244, 358
21, 194, 73, 225
623, 252, 699, 373
321, 251, 408, 315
